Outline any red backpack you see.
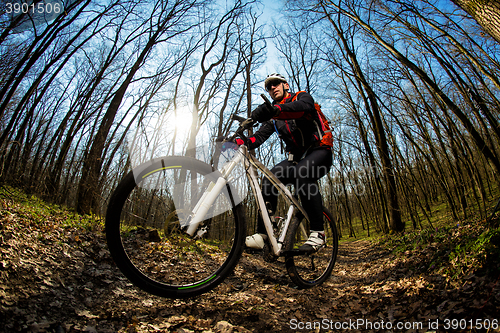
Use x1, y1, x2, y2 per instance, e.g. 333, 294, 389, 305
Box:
291, 91, 333, 148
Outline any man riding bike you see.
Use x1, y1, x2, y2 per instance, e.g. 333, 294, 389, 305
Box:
241, 73, 333, 252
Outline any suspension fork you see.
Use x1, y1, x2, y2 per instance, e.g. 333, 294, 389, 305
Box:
184, 147, 245, 237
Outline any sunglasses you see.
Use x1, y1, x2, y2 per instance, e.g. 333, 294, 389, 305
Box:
266, 80, 283, 91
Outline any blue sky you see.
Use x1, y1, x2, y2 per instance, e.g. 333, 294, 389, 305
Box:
255, 0, 286, 84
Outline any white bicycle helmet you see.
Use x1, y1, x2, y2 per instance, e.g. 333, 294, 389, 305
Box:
264, 73, 288, 90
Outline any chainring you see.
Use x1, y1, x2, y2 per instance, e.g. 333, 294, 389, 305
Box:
262, 242, 278, 263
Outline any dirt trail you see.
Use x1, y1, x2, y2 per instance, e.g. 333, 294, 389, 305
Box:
1, 206, 499, 332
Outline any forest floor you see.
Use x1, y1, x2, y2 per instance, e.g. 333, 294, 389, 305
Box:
1, 191, 500, 332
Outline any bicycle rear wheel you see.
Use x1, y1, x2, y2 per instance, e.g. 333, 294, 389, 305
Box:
284, 206, 338, 288
106, 156, 245, 298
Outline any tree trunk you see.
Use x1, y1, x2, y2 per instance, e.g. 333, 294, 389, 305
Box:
451, 0, 500, 44
322, 7, 404, 232
76, 28, 163, 214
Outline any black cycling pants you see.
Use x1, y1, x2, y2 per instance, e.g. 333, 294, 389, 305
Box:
256, 147, 332, 233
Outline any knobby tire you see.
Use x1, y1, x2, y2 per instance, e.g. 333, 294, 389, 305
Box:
284, 206, 338, 288
106, 156, 245, 298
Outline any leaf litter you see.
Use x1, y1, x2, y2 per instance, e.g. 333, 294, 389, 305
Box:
1, 201, 499, 332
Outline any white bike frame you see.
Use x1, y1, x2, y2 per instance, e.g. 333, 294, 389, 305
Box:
185, 144, 310, 256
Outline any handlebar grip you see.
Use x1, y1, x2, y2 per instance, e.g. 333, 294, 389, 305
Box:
231, 114, 247, 123
261, 94, 273, 110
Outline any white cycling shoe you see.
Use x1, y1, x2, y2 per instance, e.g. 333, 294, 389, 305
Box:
245, 233, 267, 250
299, 231, 326, 252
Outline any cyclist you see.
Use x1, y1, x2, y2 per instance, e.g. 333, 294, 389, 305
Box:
240, 73, 333, 252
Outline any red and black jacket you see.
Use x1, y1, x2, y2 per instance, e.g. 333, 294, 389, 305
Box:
247, 91, 327, 156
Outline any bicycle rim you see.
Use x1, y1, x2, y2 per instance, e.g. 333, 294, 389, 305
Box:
284, 207, 338, 288
106, 156, 245, 298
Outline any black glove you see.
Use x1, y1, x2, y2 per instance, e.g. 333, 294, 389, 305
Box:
251, 103, 280, 123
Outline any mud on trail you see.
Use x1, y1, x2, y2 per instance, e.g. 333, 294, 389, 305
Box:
1, 202, 499, 332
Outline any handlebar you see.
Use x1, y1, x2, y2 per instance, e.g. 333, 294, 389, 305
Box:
233, 115, 256, 130
261, 94, 273, 110
225, 115, 255, 145
231, 114, 247, 123
219, 94, 272, 145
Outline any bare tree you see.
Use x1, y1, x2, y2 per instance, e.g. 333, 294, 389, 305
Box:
76, 0, 203, 214
273, 20, 323, 94
318, 3, 404, 232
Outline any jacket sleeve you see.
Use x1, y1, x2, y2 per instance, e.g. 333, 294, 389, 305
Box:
274, 91, 315, 120
247, 121, 275, 150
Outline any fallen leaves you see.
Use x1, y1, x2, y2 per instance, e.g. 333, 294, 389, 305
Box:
1, 201, 500, 332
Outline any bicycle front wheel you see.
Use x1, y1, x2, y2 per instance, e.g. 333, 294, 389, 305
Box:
106, 156, 245, 298
284, 206, 338, 288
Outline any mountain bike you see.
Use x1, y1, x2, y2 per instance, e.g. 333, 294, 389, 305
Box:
105, 105, 338, 299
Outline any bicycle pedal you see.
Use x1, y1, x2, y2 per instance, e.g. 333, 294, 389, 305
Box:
244, 247, 263, 254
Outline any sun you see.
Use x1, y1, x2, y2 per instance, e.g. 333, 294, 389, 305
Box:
171, 106, 193, 141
